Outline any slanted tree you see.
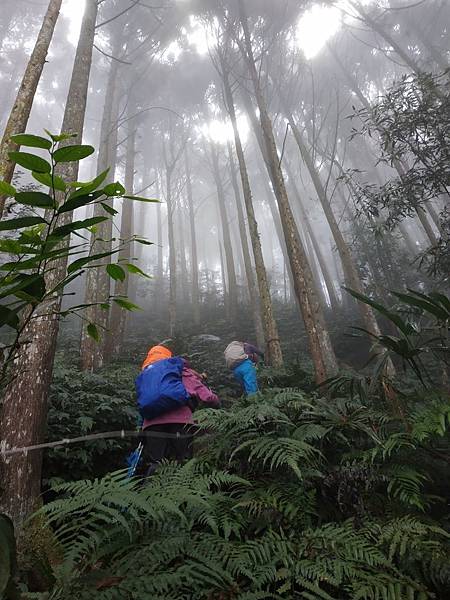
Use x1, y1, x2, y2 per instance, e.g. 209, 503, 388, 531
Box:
236, 0, 337, 382
0, 0, 62, 218
0, 0, 99, 528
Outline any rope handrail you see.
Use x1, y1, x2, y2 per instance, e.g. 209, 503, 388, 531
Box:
0, 428, 202, 457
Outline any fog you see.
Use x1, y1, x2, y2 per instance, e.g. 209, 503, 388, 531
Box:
0, 0, 448, 371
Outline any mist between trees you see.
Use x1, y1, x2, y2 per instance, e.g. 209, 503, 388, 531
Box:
0, 0, 449, 595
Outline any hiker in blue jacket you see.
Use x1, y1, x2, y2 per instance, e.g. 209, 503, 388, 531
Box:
224, 341, 264, 396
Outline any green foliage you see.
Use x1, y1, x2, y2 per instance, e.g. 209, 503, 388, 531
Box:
342, 288, 449, 388
0, 130, 157, 388
43, 361, 137, 485
26, 386, 450, 599
346, 71, 449, 278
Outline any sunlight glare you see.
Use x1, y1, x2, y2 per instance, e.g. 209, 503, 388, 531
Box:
61, 0, 86, 46
200, 114, 249, 145
296, 4, 341, 60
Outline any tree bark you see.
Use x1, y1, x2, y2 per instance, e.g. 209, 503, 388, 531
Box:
177, 200, 189, 305
0, 0, 98, 529
284, 160, 340, 312
227, 141, 265, 351
80, 32, 122, 371
165, 162, 177, 337
107, 125, 136, 356
238, 0, 336, 382
0, 0, 62, 217
209, 143, 238, 321
185, 149, 200, 325
288, 119, 386, 341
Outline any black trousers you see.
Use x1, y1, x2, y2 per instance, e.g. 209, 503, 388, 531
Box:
142, 423, 194, 475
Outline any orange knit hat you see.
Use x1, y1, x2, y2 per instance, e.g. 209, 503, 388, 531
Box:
142, 345, 172, 370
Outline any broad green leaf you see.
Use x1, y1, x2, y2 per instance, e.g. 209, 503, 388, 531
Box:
16, 191, 54, 208
392, 291, 449, 322
0, 305, 20, 330
0, 273, 46, 303
10, 134, 52, 150
100, 202, 118, 216
53, 145, 94, 163
133, 238, 153, 246
87, 323, 100, 342
58, 191, 102, 214
113, 298, 141, 311
68, 169, 110, 199
0, 181, 16, 197
0, 216, 46, 231
123, 195, 160, 203
0, 239, 26, 254
428, 292, 450, 315
125, 263, 150, 278
13, 273, 46, 303
50, 216, 108, 238
67, 249, 120, 274
8, 151, 51, 173
44, 129, 77, 143
107, 263, 126, 282
344, 287, 411, 336
32, 171, 67, 192
103, 182, 125, 197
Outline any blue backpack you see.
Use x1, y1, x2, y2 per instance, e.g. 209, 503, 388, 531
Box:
135, 357, 190, 420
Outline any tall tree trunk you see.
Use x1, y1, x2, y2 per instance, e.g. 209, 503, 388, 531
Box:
288, 119, 387, 343
166, 166, 177, 337
177, 202, 189, 305
0, 0, 98, 529
238, 0, 336, 382
330, 48, 440, 246
227, 141, 265, 351
185, 149, 200, 325
284, 160, 340, 312
80, 35, 122, 371
107, 125, 136, 357
156, 177, 163, 290
220, 40, 283, 365
0, 0, 62, 217
350, 1, 422, 74
209, 143, 238, 321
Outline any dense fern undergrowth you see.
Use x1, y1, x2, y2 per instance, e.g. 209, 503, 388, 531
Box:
23, 365, 450, 600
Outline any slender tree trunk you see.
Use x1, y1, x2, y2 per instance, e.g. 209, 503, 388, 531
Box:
238, 0, 336, 382
350, 1, 422, 74
0, 0, 62, 217
288, 119, 387, 342
80, 35, 122, 371
227, 141, 265, 351
209, 143, 238, 321
107, 126, 136, 357
284, 160, 340, 312
177, 202, 189, 305
330, 48, 440, 246
185, 150, 200, 325
0, 0, 98, 529
166, 167, 177, 336
156, 177, 163, 290
220, 37, 282, 365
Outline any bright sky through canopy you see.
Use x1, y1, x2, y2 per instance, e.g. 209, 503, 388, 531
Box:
296, 4, 342, 59
61, 0, 86, 46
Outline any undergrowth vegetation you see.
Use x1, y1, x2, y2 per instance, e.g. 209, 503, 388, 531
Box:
25, 382, 450, 599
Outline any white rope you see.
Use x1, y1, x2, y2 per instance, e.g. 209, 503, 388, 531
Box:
0, 428, 201, 457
